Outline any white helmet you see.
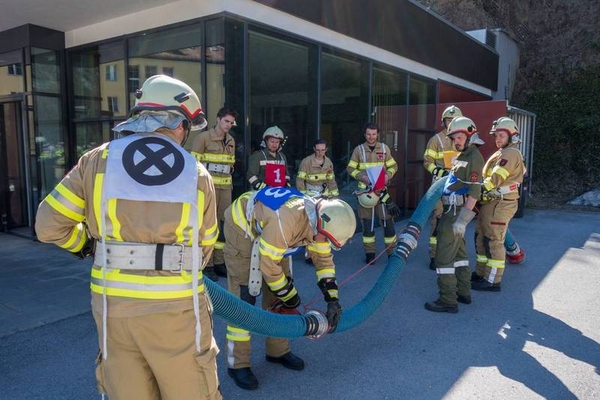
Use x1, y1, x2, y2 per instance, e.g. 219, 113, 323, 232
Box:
441, 105, 463, 126
131, 75, 207, 131
446, 116, 485, 146
263, 126, 285, 141
490, 117, 521, 144
316, 199, 356, 250
357, 191, 381, 208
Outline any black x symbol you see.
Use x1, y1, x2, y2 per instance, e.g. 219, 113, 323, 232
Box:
122, 137, 185, 186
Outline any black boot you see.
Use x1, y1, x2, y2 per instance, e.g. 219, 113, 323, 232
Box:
429, 258, 436, 271
471, 281, 501, 292
365, 253, 376, 264
424, 299, 458, 313
471, 271, 485, 282
266, 352, 305, 371
228, 368, 258, 390
203, 266, 219, 282
457, 295, 472, 304
214, 263, 227, 277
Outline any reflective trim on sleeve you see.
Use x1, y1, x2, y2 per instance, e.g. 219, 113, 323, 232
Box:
45, 185, 86, 222
307, 242, 331, 255
492, 165, 510, 180
60, 222, 87, 252
258, 238, 286, 261
436, 267, 455, 274
347, 160, 358, 168
476, 254, 488, 264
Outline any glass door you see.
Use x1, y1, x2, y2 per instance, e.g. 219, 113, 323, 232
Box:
0, 100, 30, 235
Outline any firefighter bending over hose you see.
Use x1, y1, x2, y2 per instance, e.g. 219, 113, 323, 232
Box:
223, 187, 356, 391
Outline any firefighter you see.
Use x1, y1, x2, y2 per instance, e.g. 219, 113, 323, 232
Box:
191, 107, 238, 281
35, 75, 221, 399
472, 117, 525, 291
296, 138, 339, 198
223, 187, 356, 390
347, 122, 399, 264
247, 126, 290, 189
425, 117, 484, 313
423, 105, 462, 270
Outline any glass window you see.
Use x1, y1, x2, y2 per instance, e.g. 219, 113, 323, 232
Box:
128, 24, 202, 108
205, 18, 225, 121
320, 50, 368, 198
71, 41, 127, 119
34, 96, 65, 197
144, 65, 158, 79
249, 30, 315, 186
128, 65, 140, 93
372, 66, 408, 209
31, 48, 60, 94
0, 50, 25, 95
74, 121, 117, 160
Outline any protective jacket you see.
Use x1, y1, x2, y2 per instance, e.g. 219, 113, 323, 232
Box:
191, 127, 235, 190
296, 154, 338, 197
423, 130, 459, 176
247, 149, 289, 189
481, 145, 525, 201
347, 142, 397, 190
35, 133, 218, 318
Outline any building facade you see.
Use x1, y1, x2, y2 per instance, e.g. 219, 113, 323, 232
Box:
0, 0, 499, 237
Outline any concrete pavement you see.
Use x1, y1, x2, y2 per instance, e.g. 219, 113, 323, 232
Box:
1, 208, 599, 399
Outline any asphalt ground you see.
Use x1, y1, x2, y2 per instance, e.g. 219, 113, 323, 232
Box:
1, 208, 599, 399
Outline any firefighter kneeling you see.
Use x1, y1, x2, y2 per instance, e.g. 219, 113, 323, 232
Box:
223, 187, 356, 390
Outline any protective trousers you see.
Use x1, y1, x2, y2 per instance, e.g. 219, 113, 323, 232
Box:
475, 199, 518, 284
92, 295, 221, 400
434, 205, 471, 305
358, 203, 397, 256
428, 200, 444, 258
208, 188, 232, 267
223, 218, 291, 369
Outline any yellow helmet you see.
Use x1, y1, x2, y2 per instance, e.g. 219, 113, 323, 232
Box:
316, 199, 356, 249
131, 75, 207, 131
490, 117, 521, 144
357, 191, 381, 209
446, 116, 484, 146
441, 105, 463, 126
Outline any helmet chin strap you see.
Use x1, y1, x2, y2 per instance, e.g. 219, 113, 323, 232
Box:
179, 120, 192, 147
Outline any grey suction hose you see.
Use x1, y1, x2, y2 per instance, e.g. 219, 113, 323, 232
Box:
205, 177, 447, 337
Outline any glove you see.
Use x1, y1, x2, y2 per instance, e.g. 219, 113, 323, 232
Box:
380, 190, 402, 218
432, 167, 449, 178
326, 301, 343, 333
72, 239, 95, 260
270, 277, 301, 309
451, 207, 476, 238
269, 300, 301, 315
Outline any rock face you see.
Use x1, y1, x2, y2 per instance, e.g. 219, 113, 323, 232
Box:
418, 0, 600, 104
568, 189, 600, 208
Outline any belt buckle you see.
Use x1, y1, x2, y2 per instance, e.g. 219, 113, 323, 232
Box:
171, 243, 185, 273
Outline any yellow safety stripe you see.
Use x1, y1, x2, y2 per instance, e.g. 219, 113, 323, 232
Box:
214, 241, 225, 250
316, 268, 336, 280
303, 173, 329, 181
476, 254, 488, 263
90, 269, 204, 299
429, 236, 437, 245
101, 148, 109, 158
357, 162, 384, 170
363, 236, 376, 244
226, 326, 251, 341
107, 198, 122, 241
325, 188, 339, 197
492, 165, 510, 180
425, 149, 443, 159
384, 235, 397, 244
259, 238, 285, 261
487, 259, 505, 268
231, 193, 253, 235
55, 183, 85, 209
297, 171, 307, 179
387, 167, 397, 175
385, 159, 397, 168
268, 274, 288, 291
60, 222, 87, 252
175, 203, 190, 244
350, 169, 361, 178
45, 193, 85, 222
483, 179, 496, 192
347, 160, 358, 168
307, 242, 331, 255
212, 176, 232, 185
426, 163, 436, 173
93, 174, 103, 236
193, 152, 235, 164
